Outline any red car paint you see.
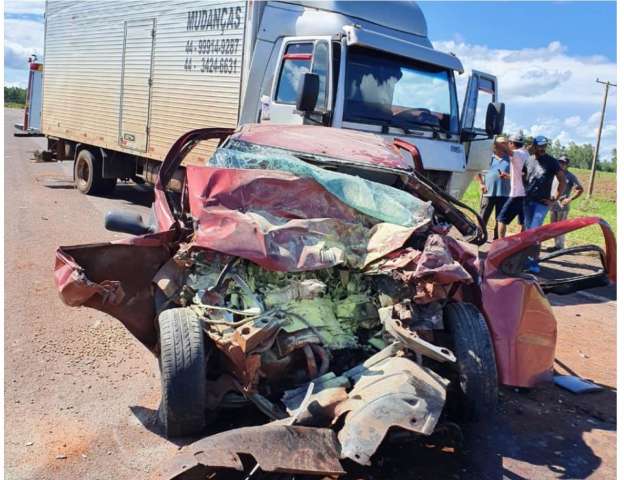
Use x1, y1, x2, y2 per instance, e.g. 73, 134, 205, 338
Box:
481, 217, 616, 387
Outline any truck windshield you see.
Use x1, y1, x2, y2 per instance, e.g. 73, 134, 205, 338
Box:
344, 46, 459, 134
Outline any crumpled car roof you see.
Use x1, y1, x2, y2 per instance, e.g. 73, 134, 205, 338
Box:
230, 124, 415, 171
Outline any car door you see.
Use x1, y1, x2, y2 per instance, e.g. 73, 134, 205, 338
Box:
262, 37, 333, 125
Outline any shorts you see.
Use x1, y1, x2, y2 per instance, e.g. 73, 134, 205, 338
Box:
497, 196, 525, 225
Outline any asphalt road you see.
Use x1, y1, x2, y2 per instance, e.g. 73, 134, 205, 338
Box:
4, 108, 616, 479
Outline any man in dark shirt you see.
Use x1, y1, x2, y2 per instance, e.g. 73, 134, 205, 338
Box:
524, 136, 566, 230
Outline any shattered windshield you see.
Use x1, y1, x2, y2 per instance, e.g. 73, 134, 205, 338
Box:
209, 140, 433, 228
344, 46, 459, 134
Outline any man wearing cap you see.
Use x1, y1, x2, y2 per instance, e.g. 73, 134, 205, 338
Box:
524, 135, 567, 230
476, 136, 510, 240
497, 131, 528, 238
549, 155, 584, 249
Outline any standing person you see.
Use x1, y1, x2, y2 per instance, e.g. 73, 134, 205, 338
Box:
477, 136, 510, 240
523, 135, 566, 273
524, 136, 567, 230
548, 155, 584, 250
497, 131, 528, 238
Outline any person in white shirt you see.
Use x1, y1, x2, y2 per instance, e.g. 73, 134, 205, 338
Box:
497, 132, 529, 238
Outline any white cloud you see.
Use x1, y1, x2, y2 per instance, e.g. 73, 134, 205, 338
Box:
563, 116, 581, 128
4, 14, 44, 87
433, 39, 617, 158
4, 16, 45, 85
4, 0, 45, 16
587, 111, 602, 126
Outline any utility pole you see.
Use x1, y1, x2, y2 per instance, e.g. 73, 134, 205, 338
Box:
587, 79, 616, 198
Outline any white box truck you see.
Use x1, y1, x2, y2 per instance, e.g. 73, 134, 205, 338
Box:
22, 0, 505, 197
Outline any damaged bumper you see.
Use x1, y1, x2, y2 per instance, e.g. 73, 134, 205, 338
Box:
159, 355, 447, 478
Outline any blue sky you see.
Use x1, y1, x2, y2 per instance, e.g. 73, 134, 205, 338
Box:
3, 0, 617, 158
419, 1, 617, 158
420, 2, 616, 61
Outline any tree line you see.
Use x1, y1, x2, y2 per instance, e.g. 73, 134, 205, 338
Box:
546, 139, 616, 173
4, 86, 27, 105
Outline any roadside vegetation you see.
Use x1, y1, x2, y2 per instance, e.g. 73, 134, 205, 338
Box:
4, 86, 26, 108
462, 167, 616, 247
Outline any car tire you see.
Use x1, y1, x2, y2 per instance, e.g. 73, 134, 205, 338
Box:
443, 302, 498, 421
158, 308, 207, 438
74, 149, 116, 195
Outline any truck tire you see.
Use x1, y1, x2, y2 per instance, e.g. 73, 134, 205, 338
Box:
158, 308, 207, 438
443, 302, 498, 421
74, 148, 116, 195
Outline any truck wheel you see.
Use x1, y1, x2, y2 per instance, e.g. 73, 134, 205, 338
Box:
74, 149, 116, 195
158, 308, 207, 438
443, 302, 498, 421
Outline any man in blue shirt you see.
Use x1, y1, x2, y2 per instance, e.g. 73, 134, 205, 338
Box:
477, 136, 511, 240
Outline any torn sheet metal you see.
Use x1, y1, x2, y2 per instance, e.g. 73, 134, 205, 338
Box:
209, 138, 430, 227
335, 356, 448, 465
156, 424, 345, 479
366, 234, 473, 304
54, 231, 175, 349
185, 166, 427, 272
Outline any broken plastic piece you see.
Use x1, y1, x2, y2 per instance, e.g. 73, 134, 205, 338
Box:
553, 375, 603, 394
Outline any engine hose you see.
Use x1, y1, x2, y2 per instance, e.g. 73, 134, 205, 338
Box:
302, 344, 318, 380
310, 344, 330, 376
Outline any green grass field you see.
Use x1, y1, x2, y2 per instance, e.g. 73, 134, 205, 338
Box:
5, 103, 25, 109
461, 167, 616, 248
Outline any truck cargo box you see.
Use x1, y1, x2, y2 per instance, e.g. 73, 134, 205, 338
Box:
42, 0, 248, 163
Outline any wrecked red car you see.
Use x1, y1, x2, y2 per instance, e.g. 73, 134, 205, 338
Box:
54, 125, 615, 479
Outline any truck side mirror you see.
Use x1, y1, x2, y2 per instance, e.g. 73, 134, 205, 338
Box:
486, 102, 505, 136
296, 73, 319, 113
105, 210, 152, 235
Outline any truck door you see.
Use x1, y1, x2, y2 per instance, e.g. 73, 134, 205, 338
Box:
263, 37, 333, 125
460, 70, 499, 173
119, 19, 155, 152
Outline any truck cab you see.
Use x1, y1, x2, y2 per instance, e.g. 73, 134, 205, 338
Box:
241, 1, 504, 199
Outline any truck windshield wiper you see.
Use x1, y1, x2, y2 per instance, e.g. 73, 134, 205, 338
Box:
347, 115, 451, 138
389, 119, 450, 138
347, 114, 394, 129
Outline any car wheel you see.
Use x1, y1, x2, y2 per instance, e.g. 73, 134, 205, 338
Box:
158, 308, 207, 438
443, 302, 498, 421
74, 149, 116, 195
